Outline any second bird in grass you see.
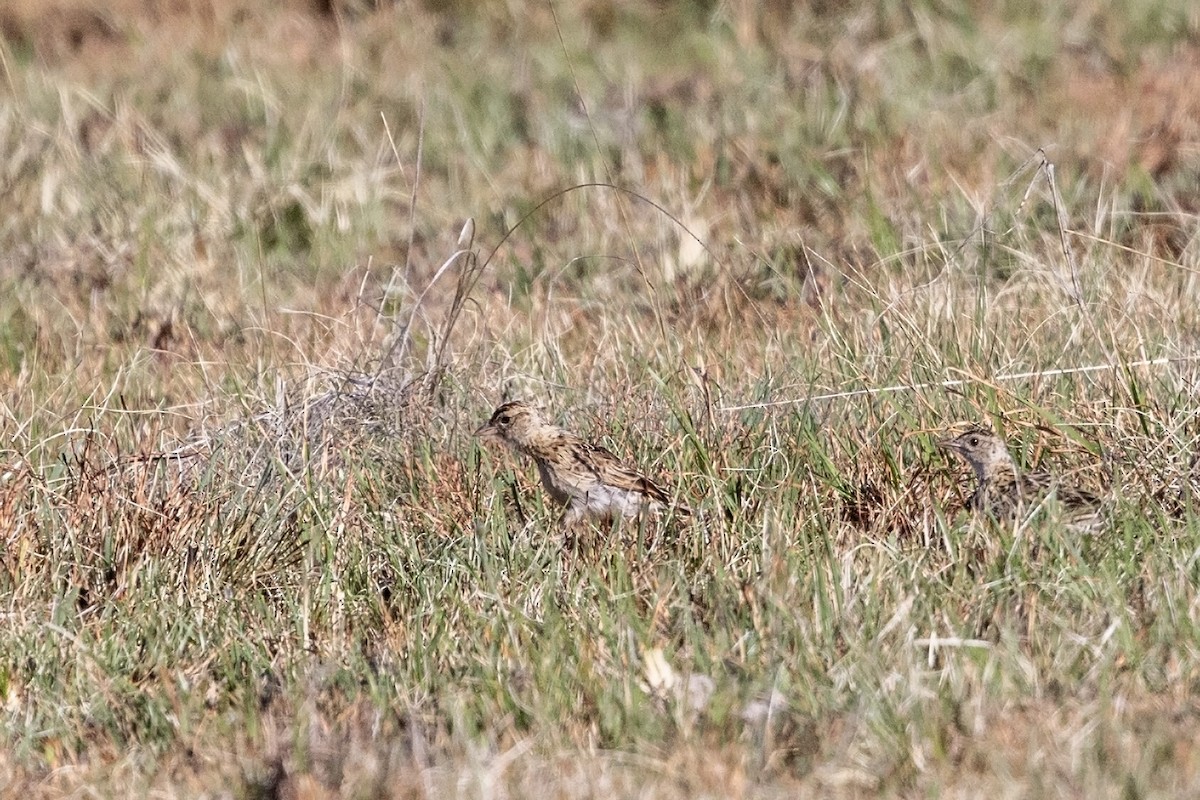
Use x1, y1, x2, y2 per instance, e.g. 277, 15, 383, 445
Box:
475, 400, 683, 529
938, 425, 1106, 532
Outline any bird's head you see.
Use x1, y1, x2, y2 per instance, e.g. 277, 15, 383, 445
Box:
938, 425, 1016, 482
474, 400, 548, 450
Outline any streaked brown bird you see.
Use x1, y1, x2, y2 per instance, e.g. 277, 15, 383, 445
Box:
475, 400, 684, 529
938, 426, 1106, 532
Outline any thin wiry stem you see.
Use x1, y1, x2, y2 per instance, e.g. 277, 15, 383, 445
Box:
718, 354, 1200, 411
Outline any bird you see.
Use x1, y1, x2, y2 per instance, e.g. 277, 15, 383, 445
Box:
938, 425, 1106, 531
474, 400, 684, 529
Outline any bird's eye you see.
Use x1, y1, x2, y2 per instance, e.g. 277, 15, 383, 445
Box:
498, 413, 511, 426
968, 436, 979, 446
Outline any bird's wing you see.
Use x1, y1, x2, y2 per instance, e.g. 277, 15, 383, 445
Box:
576, 442, 673, 505
1021, 472, 1106, 532
1019, 471, 1056, 494
1056, 485, 1103, 510
1024, 472, 1101, 507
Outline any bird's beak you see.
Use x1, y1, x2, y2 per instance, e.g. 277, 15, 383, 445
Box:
937, 437, 960, 453
474, 421, 498, 440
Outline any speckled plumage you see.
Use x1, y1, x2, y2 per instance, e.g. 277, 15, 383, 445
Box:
939, 426, 1105, 532
475, 400, 681, 528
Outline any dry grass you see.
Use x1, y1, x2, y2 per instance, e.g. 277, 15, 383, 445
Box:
2, 0, 1200, 797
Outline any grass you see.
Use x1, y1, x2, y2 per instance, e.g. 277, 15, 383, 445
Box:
2, 0, 1200, 796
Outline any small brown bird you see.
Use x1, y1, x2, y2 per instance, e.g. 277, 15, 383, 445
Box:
475, 400, 683, 528
938, 426, 1105, 531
